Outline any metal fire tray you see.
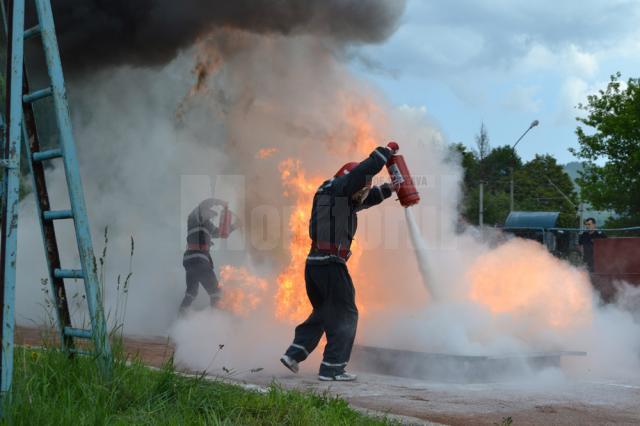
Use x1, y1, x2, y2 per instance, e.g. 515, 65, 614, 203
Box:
350, 344, 587, 383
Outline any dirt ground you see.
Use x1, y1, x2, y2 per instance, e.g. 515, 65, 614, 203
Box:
15, 327, 640, 425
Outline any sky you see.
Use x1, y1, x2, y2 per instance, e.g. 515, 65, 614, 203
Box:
351, 0, 640, 164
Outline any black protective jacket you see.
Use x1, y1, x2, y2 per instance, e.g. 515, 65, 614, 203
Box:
183, 200, 221, 267
307, 146, 393, 264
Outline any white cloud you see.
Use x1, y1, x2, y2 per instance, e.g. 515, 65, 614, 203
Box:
561, 77, 589, 111
502, 85, 542, 113
519, 43, 555, 71
397, 104, 428, 116
355, 0, 640, 162
556, 77, 611, 125
408, 24, 486, 69
371, 0, 640, 78
516, 43, 598, 78
374, 21, 486, 72
566, 45, 598, 77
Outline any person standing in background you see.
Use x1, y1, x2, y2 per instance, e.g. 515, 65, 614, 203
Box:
578, 217, 607, 272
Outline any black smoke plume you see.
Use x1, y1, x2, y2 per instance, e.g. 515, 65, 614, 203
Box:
46, 0, 406, 75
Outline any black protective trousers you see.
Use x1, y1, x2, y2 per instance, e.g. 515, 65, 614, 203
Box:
180, 261, 221, 311
284, 261, 358, 377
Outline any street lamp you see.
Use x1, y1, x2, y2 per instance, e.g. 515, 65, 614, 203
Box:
510, 119, 539, 211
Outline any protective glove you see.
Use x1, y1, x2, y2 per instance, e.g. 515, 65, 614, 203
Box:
380, 182, 394, 199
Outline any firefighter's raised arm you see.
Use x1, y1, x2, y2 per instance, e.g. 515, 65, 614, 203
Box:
356, 182, 394, 211
339, 144, 397, 196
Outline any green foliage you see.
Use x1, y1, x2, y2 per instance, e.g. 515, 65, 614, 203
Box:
513, 155, 579, 227
453, 142, 514, 226
483, 146, 522, 186
453, 139, 578, 227
494, 416, 513, 426
571, 72, 640, 226
3, 347, 396, 425
475, 122, 491, 160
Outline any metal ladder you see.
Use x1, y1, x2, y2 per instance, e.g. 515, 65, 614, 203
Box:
0, 0, 112, 394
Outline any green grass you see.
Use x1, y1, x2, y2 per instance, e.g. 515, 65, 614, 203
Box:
2, 345, 397, 425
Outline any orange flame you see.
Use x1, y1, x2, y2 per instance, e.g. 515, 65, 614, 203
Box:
273, 97, 385, 322
256, 147, 278, 159
341, 96, 380, 154
184, 39, 392, 323
275, 159, 322, 321
218, 265, 269, 316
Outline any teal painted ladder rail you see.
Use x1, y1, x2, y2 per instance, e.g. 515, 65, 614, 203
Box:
0, 0, 112, 396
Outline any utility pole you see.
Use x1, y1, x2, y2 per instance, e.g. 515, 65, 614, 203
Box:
479, 181, 484, 227
509, 166, 514, 211
510, 120, 539, 211
476, 123, 490, 228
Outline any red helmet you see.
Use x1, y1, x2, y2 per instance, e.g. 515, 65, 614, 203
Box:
334, 162, 359, 177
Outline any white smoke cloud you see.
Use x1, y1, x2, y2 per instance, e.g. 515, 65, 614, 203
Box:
15, 28, 640, 385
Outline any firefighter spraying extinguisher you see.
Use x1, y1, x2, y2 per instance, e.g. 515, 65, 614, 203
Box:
280, 141, 417, 382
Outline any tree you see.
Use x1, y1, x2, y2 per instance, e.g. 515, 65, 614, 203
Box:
449, 143, 479, 222
451, 139, 523, 227
450, 142, 479, 189
571, 72, 640, 226
513, 155, 579, 227
475, 122, 491, 161
452, 145, 577, 227
483, 146, 521, 193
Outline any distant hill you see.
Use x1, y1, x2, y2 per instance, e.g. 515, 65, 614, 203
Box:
563, 161, 584, 183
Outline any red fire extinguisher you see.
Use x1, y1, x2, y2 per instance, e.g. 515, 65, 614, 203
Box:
386, 142, 420, 207
218, 204, 233, 239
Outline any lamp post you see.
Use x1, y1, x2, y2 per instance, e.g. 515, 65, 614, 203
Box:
510, 119, 539, 211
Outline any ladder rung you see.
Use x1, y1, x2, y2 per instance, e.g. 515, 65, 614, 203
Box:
54, 269, 84, 279
64, 327, 92, 340
32, 148, 62, 162
23, 25, 41, 40
23, 87, 52, 103
43, 209, 73, 221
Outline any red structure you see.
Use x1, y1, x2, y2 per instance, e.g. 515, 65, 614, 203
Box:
591, 237, 640, 302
